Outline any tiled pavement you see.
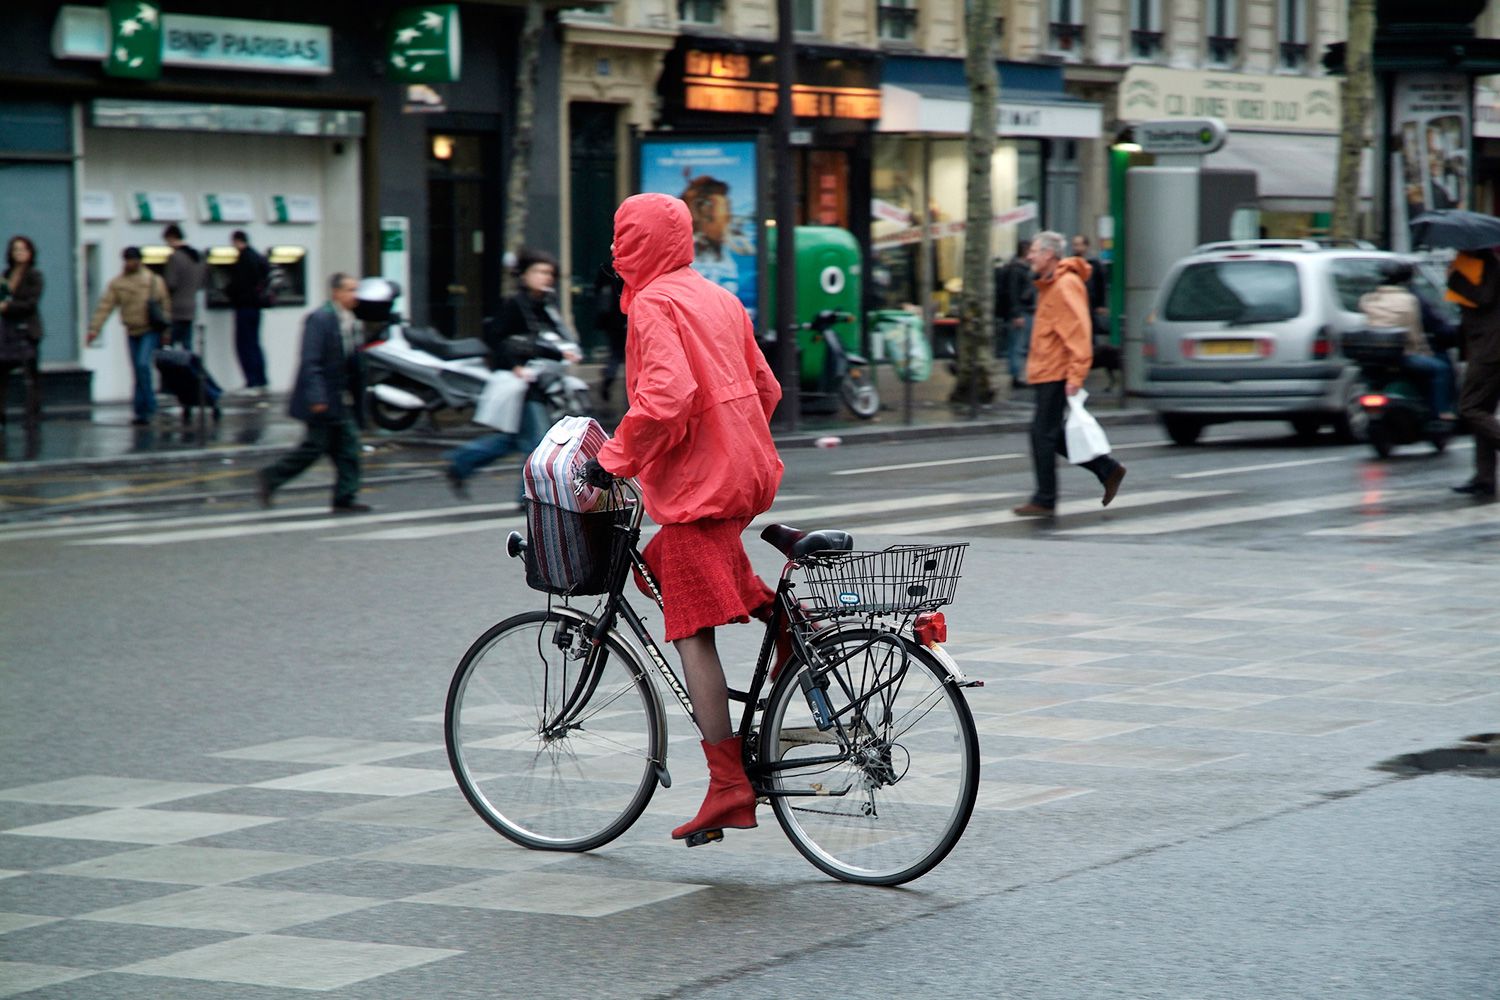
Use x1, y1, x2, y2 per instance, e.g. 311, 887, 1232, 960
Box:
3, 574, 1499, 996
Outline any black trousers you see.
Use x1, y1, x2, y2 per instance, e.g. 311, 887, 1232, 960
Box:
1029, 380, 1119, 508
262, 414, 362, 505
0, 356, 40, 428
1459, 359, 1500, 489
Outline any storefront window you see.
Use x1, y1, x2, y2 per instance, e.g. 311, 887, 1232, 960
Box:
870, 136, 1042, 312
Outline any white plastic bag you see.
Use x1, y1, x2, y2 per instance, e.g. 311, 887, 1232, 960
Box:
473, 369, 527, 433
1065, 388, 1110, 464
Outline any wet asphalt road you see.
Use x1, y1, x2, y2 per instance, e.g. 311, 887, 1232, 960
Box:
2, 421, 1497, 997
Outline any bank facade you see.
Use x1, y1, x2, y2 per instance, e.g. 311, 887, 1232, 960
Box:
3, 1, 538, 407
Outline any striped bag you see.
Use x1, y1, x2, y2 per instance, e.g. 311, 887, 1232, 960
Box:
522, 415, 622, 595
523, 415, 609, 511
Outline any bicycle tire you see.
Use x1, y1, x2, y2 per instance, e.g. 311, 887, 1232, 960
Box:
446, 609, 664, 852
760, 628, 979, 885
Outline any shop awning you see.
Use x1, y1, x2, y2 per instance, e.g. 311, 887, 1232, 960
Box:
878, 82, 1102, 139
1203, 131, 1373, 212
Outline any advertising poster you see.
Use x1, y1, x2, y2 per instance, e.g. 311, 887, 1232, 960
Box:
639, 137, 759, 322
1394, 73, 1470, 249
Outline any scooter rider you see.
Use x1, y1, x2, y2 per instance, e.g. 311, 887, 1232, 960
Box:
1358, 261, 1457, 421
444, 248, 581, 499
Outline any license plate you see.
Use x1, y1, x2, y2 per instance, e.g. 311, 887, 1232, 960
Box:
1198, 339, 1257, 356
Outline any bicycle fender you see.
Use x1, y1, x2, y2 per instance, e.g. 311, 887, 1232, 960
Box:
920, 639, 972, 685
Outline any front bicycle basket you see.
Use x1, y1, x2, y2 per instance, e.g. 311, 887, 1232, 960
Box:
797, 543, 967, 618
523, 498, 630, 596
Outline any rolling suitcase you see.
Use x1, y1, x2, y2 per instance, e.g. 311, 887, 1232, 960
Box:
154, 347, 223, 424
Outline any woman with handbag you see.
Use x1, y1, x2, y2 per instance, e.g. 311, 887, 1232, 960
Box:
86, 246, 171, 426
0, 235, 44, 428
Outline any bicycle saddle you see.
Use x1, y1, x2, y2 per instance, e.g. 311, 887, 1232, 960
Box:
760, 523, 854, 559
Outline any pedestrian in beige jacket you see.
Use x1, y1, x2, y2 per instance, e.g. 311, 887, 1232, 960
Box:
86, 246, 170, 425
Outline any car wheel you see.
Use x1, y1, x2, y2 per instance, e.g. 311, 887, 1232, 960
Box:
1368, 421, 1394, 459
1291, 416, 1323, 441
1162, 415, 1203, 446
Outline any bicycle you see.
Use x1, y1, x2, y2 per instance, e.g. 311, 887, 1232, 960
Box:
444, 475, 981, 886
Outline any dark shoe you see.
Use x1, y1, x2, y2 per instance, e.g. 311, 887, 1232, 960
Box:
1101, 464, 1127, 507
130, 417, 149, 427
254, 472, 273, 509
444, 468, 469, 500
1012, 502, 1055, 517
331, 501, 373, 515
1452, 481, 1497, 498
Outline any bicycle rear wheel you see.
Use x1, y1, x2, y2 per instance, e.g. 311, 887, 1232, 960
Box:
446, 609, 663, 851
760, 628, 979, 885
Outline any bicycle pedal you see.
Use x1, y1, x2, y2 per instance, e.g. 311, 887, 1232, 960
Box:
684, 829, 723, 848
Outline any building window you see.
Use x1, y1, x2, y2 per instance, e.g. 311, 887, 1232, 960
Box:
878, 1, 917, 42
1130, 0, 1163, 59
1279, 0, 1308, 70
1206, 0, 1238, 65
1048, 0, 1086, 55
794, 0, 819, 33
679, 0, 722, 26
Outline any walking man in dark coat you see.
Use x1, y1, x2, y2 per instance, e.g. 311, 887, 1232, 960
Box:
1448, 249, 1500, 499
257, 273, 370, 513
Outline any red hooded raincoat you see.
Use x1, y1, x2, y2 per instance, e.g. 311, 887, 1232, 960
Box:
596, 193, 784, 639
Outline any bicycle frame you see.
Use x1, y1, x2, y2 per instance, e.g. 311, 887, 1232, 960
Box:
534, 479, 903, 797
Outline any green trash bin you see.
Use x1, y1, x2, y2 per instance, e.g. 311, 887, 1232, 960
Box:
766, 226, 862, 388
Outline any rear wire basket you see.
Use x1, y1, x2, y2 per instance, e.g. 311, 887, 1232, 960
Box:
796, 543, 967, 618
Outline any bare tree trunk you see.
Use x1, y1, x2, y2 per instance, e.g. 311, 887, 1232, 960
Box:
1331, 0, 1375, 240
502, 0, 546, 296
952, 0, 999, 409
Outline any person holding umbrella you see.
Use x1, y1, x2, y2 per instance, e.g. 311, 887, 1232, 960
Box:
1410, 210, 1500, 498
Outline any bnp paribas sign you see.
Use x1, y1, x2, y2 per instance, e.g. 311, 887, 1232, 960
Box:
57, 5, 333, 79
386, 5, 462, 83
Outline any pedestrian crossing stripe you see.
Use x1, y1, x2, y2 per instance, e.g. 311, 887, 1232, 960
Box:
69, 502, 523, 546
1053, 489, 1424, 537
853, 489, 1229, 536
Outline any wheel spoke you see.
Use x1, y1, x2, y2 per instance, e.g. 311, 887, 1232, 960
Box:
446, 612, 659, 852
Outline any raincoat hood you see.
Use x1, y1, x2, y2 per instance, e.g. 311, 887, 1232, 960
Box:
1040, 255, 1091, 287
613, 193, 694, 312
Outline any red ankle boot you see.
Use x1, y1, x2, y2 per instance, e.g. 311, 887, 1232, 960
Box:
672, 736, 758, 841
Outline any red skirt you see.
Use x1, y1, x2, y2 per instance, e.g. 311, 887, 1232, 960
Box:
636, 518, 775, 642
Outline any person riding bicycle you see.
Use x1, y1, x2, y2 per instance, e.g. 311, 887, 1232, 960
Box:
582, 192, 783, 844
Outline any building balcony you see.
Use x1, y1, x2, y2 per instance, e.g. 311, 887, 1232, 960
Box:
1048, 21, 1086, 54
1207, 35, 1239, 65
1131, 29, 1164, 59
1279, 41, 1309, 70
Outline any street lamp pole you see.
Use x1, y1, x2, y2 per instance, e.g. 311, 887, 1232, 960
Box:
773, 0, 800, 431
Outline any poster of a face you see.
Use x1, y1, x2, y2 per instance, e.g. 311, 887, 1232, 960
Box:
639, 138, 759, 322
1394, 74, 1471, 249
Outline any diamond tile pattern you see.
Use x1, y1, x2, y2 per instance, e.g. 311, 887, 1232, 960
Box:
4, 578, 1497, 996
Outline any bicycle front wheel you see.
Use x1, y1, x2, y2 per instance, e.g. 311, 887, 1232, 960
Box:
761, 628, 979, 885
445, 609, 663, 851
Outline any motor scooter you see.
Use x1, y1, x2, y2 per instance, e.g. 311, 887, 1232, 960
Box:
798, 309, 879, 419
362, 316, 591, 432
1342, 326, 1456, 458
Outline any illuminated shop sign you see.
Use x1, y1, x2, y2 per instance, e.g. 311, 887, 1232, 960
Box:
53, 6, 333, 76
675, 47, 881, 121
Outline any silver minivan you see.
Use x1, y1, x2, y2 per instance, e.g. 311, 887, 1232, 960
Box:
1140, 240, 1452, 445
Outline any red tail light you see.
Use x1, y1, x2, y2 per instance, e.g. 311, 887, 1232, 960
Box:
914, 611, 948, 645
1359, 393, 1389, 408
1143, 339, 1157, 360
1311, 325, 1333, 360
1180, 339, 1196, 359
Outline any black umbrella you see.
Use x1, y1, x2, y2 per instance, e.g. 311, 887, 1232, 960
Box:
1409, 209, 1500, 251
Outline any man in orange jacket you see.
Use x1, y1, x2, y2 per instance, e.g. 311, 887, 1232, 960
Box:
1012, 230, 1126, 516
